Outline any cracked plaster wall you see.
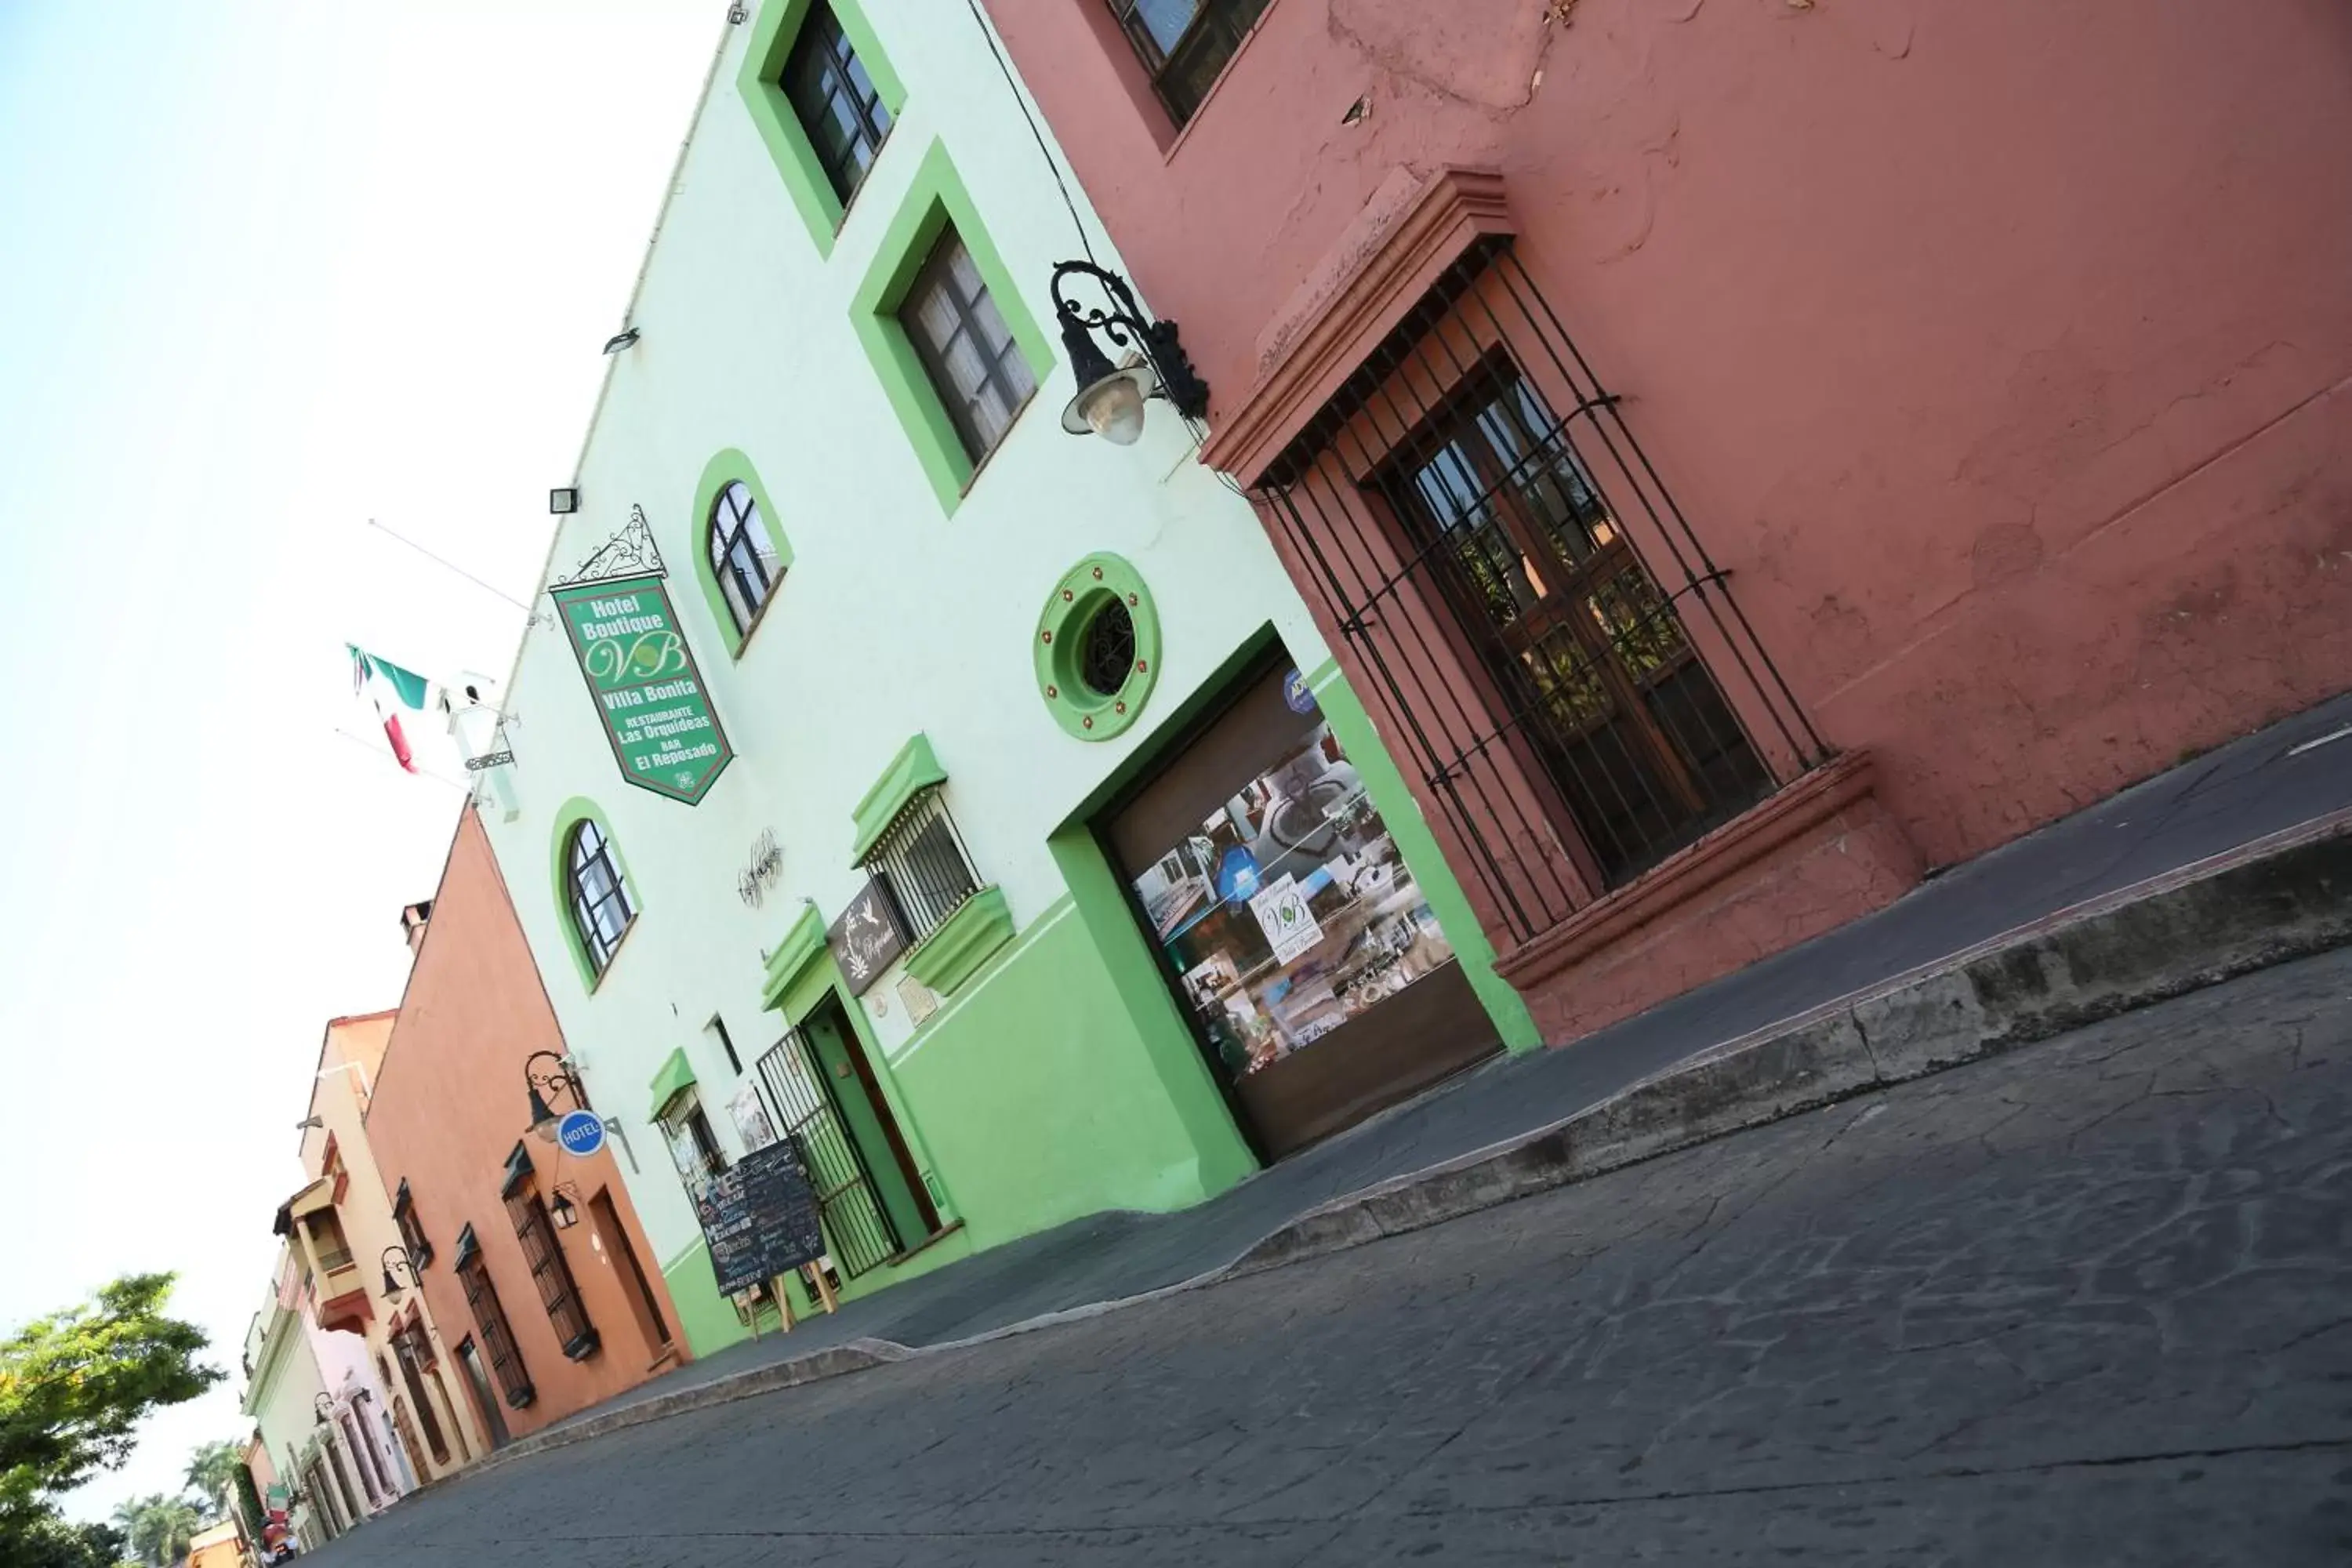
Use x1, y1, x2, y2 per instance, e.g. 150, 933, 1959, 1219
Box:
988, 0, 2352, 875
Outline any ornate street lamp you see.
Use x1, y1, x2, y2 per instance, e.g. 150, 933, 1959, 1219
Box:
1051, 260, 1210, 446
312, 1393, 334, 1426
524, 1051, 586, 1144
549, 1184, 582, 1231
379, 1246, 421, 1301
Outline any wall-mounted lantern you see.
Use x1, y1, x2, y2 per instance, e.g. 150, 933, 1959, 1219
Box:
524, 1051, 586, 1144
379, 1246, 421, 1301
549, 1183, 583, 1231
1051, 260, 1210, 446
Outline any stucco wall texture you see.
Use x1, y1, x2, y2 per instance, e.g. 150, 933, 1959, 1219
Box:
986, 0, 2352, 876
364, 808, 687, 1442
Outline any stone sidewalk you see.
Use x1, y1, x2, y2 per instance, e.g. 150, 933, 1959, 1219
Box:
518, 691, 2352, 1452
316, 945, 2352, 1564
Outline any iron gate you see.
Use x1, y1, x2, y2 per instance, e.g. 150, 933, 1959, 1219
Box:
1252, 238, 1827, 945
753, 1029, 902, 1277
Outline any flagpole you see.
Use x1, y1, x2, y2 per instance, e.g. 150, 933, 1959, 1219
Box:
363, 517, 535, 613
328, 728, 468, 792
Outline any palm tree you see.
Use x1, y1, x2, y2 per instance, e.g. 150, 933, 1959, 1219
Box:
182, 1439, 242, 1506
107, 1494, 201, 1567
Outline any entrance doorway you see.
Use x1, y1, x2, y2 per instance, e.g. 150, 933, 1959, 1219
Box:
453, 1339, 510, 1450
757, 993, 938, 1277
589, 1189, 673, 1361
1104, 659, 1501, 1158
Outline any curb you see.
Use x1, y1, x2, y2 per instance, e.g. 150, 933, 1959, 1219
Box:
459, 811, 2352, 1469
460, 1339, 910, 1477
1221, 808, 2352, 1276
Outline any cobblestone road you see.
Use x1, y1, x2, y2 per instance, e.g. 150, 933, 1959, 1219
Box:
321, 948, 2352, 1565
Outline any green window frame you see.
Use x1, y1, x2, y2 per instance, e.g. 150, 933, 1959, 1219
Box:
737, 0, 907, 256
549, 797, 640, 993
849, 139, 1055, 516
691, 449, 793, 655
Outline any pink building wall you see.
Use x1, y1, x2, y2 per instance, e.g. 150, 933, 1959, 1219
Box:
990, 0, 2352, 1035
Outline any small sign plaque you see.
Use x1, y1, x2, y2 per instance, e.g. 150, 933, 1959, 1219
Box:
554, 1110, 606, 1158
463, 750, 517, 772
826, 877, 909, 996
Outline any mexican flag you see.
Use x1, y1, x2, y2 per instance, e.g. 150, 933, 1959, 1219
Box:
349, 645, 433, 774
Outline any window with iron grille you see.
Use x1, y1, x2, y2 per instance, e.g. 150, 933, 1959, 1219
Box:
503, 1186, 599, 1361
862, 788, 981, 946
782, 1, 892, 206
1107, 0, 1271, 125
707, 480, 782, 636
1252, 238, 1824, 944
659, 1092, 728, 1201
391, 1180, 432, 1271
1371, 350, 1773, 887
564, 818, 633, 976
452, 1228, 533, 1408
900, 229, 1037, 465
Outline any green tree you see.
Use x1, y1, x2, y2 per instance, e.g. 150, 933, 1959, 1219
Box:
5, 1513, 130, 1568
0, 1274, 221, 1513
180, 1439, 242, 1510
0, 1274, 220, 1563
110, 1493, 202, 1566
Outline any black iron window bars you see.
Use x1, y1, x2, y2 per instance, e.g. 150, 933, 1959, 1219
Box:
1252, 238, 1825, 944
863, 788, 981, 946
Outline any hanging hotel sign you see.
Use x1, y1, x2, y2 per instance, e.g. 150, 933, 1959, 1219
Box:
826, 877, 908, 996
551, 574, 734, 805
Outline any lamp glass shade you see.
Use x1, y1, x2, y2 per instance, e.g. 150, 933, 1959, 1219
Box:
527, 1082, 559, 1142
1073, 372, 1149, 445
550, 1193, 578, 1229
380, 1268, 401, 1300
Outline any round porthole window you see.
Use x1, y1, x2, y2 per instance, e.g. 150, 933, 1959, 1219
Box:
1034, 554, 1160, 742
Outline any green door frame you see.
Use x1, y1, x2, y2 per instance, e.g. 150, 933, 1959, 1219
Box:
794, 988, 938, 1251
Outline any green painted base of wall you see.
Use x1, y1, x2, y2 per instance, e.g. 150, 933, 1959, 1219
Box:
883, 866, 1257, 1252
659, 1240, 757, 1359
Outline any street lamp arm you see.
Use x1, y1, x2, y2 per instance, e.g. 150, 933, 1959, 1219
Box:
1050, 260, 1210, 422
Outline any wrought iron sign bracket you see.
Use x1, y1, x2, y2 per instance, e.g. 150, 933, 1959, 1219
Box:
550, 504, 667, 591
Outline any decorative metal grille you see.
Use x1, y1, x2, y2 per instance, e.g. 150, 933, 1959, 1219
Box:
753, 1033, 903, 1278
1252, 240, 1824, 944
549, 503, 666, 590
1079, 599, 1137, 697
503, 1189, 598, 1360
455, 1250, 534, 1409
865, 788, 981, 946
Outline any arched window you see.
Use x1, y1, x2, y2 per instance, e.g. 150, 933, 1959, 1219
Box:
708, 480, 782, 634
565, 819, 634, 975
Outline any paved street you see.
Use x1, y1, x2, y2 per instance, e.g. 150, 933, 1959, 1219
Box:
320, 947, 2352, 1565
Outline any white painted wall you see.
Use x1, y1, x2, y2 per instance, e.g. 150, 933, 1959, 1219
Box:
476, 3, 1333, 1279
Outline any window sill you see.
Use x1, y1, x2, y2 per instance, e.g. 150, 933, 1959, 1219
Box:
902, 885, 1014, 996
559, 1328, 601, 1363
953, 386, 1044, 503
724, 576, 786, 662
585, 916, 641, 996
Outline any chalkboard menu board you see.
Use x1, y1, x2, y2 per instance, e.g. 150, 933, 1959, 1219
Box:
696, 1139, 826, 1299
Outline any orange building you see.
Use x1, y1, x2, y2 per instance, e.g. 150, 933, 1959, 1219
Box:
363, 804, 685, 1447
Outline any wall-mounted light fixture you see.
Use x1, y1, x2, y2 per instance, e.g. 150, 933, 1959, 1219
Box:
379, 1245, 421, 1301
601, 328, 641, 355
1050, 260, 1209, 446
524, 1051, 586, 1143
549, 1183, 583, 1231
549, 488, 580, 515
312, 1392, 335, 1426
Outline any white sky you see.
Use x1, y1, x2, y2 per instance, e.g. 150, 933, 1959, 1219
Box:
0, 0, 719, 1520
